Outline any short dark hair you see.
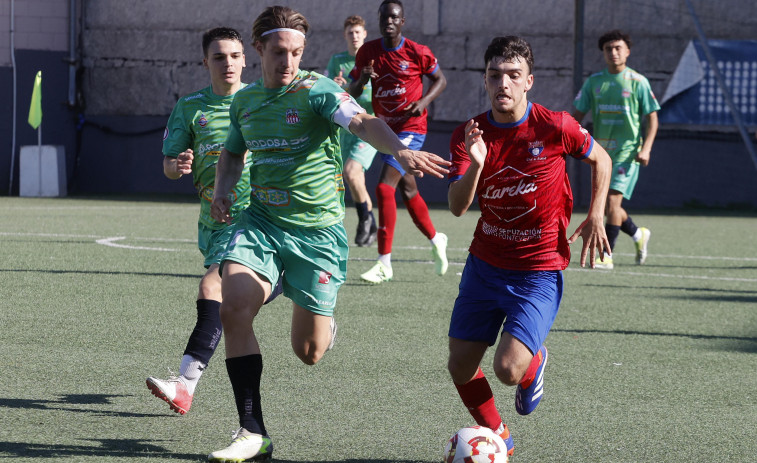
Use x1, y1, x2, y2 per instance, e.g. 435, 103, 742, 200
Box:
252, 5, 309, 45
202, 27, 243, 57
598, 29, 632, 50
344, 15, 366, 30
379, 0, 404, 16
484, 36, 534, 74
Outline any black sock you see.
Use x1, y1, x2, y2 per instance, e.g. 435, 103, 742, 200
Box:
182, 299, 222, 365
355, 201, 370, 221
606, 224, 621, 251
620, 217, 638, 237
226, 354, 266, 436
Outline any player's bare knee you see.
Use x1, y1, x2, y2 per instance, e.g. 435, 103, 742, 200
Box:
493, 362, 521, 386
293, 344, 324, 366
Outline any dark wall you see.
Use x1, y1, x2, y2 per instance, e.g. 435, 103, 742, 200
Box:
2, 51, 756, 208
1, 50, 77, 195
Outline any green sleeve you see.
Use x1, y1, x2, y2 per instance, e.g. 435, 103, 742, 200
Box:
309, 76, 354, 122
638, 78, 661, 116
162, 100, 191, 157
573, 78, 593, 114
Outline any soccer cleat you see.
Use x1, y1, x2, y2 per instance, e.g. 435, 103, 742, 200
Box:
146, 375, 193, 415
360, 261, 393, 284
327, 316, 337, 351
499, 424, 515, 457
515, 345, 548, 416
431, 232, 449, 276
594, 255, 613, 270
208, 428, 273, 462
355, 214, 377, 247
635, 227, 651, 265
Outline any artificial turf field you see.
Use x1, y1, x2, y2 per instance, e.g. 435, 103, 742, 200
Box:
1, 196, 756, 462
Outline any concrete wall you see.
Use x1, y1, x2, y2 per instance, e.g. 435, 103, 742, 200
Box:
2, 0, 757, 207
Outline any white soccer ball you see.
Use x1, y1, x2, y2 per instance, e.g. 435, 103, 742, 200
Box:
443, 425, 509, 463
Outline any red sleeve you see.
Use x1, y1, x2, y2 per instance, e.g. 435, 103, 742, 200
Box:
448, 123, 471, 183
350, 46, 367, 82
561, 111, 593, 160
419, 44, 439, 75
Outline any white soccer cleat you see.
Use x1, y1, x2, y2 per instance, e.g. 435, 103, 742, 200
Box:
635, 227, 651, 265
432, 232, 449, 276
208, 428, 273, 462
146, 375, 193, 415
360, 261, 393, 284
594, 255, 613, 270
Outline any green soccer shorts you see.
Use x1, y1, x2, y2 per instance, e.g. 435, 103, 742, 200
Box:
340, 129, 377, 171
198, 222, 236, 268
220, 211, 348, 316
609, 160, 640, 200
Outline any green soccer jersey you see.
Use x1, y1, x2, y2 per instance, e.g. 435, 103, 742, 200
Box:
225, 70, 356, 229
325, 51, 373, 114
163, 85, 252, 229
573, 67, 660, 163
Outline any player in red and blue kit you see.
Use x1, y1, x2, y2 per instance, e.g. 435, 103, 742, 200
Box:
446, 36, 612, 457
349, 0, 449, 284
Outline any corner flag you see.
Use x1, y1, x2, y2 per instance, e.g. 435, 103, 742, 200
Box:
28, 71, 42, 129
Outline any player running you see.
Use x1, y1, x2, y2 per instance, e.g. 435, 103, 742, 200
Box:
324, 15, 378, 247
446, 36, 611, 457
205, 6, 449, 462
147, 27, 281, 416
349, 0, 449, 284
573, 29, 660, 269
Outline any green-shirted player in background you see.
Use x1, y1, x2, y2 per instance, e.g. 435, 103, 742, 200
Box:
146, 27, 280, 416
205, 6, 450, 462
573, 29, 659, 269
324, 15, 378, 246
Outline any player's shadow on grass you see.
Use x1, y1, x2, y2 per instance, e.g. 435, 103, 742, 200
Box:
553, 328, 757, 353
0, 394, 165, 418
582, 282, 757, 295
0, 439, 198, 460
0, 268, 200, 279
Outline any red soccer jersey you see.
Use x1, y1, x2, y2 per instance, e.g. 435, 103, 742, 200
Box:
351, 37, 439, 134
449, 102, 594, 271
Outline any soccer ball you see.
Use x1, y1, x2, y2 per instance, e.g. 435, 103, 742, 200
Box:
443, 425, 508, 463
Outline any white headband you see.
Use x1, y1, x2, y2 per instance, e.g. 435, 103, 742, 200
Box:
261, 28, 306, 38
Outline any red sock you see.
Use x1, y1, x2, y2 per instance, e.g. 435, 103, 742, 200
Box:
376, 183, 397, 255
454, 368, 503, 430
519, 349, 544, 388
403, 193, 436, 239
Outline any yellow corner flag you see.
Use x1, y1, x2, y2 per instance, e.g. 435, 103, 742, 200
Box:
28, 71, 42, 129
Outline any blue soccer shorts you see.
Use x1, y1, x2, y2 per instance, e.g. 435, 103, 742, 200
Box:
378, 131, 426, 176
448, 254, 563, 356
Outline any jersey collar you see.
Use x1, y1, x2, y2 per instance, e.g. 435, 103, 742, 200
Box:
486, 101, 532, 128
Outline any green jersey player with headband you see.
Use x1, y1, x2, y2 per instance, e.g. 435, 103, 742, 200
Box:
205, 6, 450, 462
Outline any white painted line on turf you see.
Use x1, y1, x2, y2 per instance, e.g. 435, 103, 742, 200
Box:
95, 236, 178, 252
566, 267, 757, 283
0, 231, 103, 239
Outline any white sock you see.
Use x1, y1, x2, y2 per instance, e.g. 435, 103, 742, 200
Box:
430, 233, 444, 246
494, 422, 505, 435
179, 354, 206, 395
632, 229, 643, 241
378, 253, 391, 268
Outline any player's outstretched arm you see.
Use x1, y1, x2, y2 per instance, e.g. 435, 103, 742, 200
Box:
449, 119, 486, 216
568, 143, 612, 268
210, 148, 246, 225
348, 112, 450, 178
163, 149, 194, 180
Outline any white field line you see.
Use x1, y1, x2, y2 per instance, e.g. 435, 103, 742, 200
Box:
3, 231, 757, 283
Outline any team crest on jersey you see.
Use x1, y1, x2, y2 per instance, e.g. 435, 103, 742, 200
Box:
622, 89, 631, 98
163, 127, 168, 140
198, 113, 208, 127
398, 60, 409, 71
285, 108, 300, 124
528, 141, 544, 157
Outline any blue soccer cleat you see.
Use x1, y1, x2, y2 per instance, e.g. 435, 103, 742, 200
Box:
515, 345, 548, 415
